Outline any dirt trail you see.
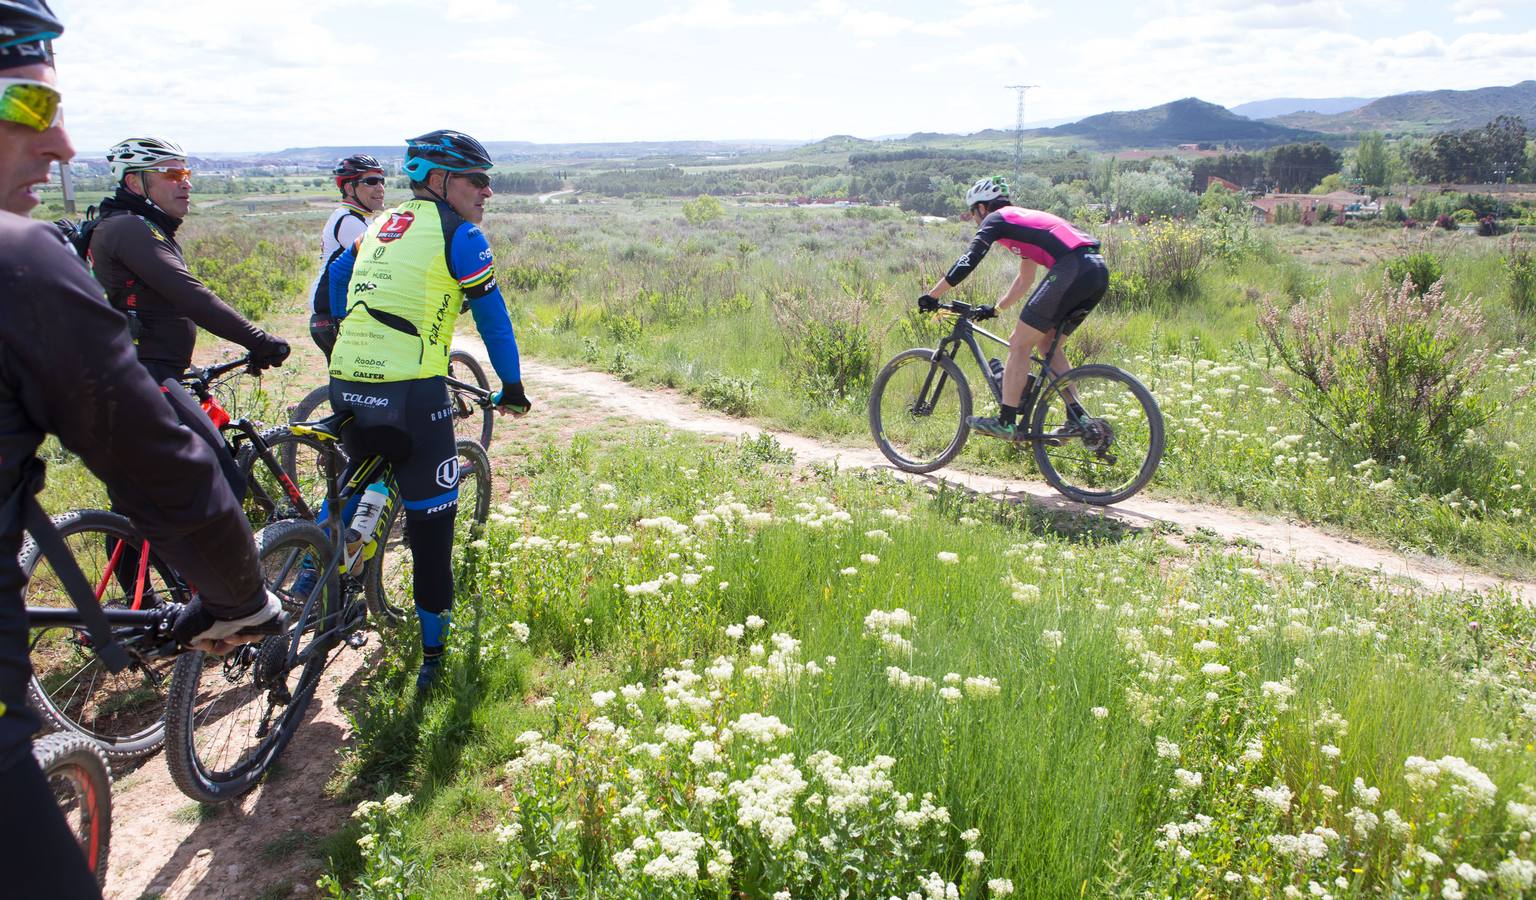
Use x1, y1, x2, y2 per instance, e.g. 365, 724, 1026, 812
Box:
104, 646, 373, 900
462, 337, 1536, 604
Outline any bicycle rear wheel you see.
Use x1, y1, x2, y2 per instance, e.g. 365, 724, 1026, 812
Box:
33, 732, 112, 887
366, 439, 493, 625
288, 382, 331, 426
448, 349, 494, 449
237, 426, 337, 528
869, 348, 973, 474
163, 519, 336, 803
24, 509, 181, 763
1031, 364, 1164, 505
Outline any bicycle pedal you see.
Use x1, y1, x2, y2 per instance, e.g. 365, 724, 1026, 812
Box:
346, 631, 369, 649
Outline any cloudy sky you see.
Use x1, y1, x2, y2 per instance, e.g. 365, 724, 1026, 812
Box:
48, 0, 1536, 153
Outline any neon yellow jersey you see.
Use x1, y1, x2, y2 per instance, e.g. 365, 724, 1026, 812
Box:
330, 199, 464, 383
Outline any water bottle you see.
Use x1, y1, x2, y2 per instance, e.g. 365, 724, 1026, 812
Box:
343, 481, 390, 571
987, 357, 1005, 382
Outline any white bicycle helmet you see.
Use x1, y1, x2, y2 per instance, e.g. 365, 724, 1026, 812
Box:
107, 136, 186, 182
963, 175, 1010, 208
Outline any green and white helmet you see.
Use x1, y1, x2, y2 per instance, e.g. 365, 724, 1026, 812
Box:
106, 136, 186, 182
963, 175, 1010, 208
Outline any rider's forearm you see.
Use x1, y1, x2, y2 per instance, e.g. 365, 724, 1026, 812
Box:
926, 278, 953, 299
996, 262, 1039, 311
468, 290, 522, 385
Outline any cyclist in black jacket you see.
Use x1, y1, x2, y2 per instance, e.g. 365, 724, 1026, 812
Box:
0, 5, 279, 896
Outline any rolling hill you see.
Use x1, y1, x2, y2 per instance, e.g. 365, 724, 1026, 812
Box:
1270, 81, 1536, 134
1049, 97, 1316, 147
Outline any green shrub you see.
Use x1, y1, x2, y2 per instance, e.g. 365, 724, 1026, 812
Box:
186, 231, 308, 320
1103, 270, 1152, 309
771, 277, 874, 405
1508, 236, 1536, 314
1131, 219, 1206, 297
1452, 208, 1478, 225
501, 261, 577, 293
1260, 276, 1491, 470
681, 194, 724, 225
698, 374, 758, 416
1384, 251, 1443, 295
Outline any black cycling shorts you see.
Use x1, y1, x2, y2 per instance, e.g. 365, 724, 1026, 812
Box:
328, 377, 458, 521
1018, 251, 1109, 336
309, 314, 338, 362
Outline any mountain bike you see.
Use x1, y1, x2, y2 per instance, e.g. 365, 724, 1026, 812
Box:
22, 360, 315, 763
25, 597, 284, 883
288, 348, 494, 449
869, 300, 1164, 505
160, 411, 492, 803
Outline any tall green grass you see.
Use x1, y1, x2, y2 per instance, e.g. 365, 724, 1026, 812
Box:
319, 431, 1536, 898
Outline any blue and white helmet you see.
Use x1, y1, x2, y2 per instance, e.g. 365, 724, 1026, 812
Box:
963, 175, 1010, 208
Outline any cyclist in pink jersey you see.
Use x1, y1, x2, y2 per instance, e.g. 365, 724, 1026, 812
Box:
918, 176, 1108, 440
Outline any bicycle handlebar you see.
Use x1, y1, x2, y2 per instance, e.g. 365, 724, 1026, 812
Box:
180, 355, 253, 394
444, 375, 495, 408
936, 300, 989, 320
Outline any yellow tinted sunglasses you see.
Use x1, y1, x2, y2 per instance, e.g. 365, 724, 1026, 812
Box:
0, 78, 62, 132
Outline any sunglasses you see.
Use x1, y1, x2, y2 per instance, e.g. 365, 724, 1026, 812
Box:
139, 165, 193, 182
0, 78, 62, 133
358, 175, 386, 186
450, 171, 491, 189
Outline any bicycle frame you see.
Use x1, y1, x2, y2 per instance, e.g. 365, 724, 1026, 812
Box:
267, 420, 402, 669
929, 301, 1068, 440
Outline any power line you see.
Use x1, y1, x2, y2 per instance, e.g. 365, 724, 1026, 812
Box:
1005, 84, 1037, 191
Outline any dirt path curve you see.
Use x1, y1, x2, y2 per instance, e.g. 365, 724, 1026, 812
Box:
463, 337, 1536, 604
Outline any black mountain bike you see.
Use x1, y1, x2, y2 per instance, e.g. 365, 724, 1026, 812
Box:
161, 410, 492, 803
869, 300, 1164, 505
288, 348, 494, 449
23, 359, 311, 763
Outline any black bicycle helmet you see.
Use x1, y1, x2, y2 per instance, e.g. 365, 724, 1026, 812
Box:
333, 153, 383, 187
402, 130, 492, 180
0, 0, 61, 48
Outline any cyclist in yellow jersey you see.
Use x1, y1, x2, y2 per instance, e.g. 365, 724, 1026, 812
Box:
327, 129, 528, 691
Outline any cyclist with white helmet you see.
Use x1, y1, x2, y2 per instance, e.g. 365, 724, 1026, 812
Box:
88, 136, 290, 383
307, 154, 385, 359
919, 175, 1108, 440
327, 129, 528, 691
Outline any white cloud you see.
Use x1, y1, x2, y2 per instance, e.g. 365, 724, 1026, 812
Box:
629, 0, 818, 33
445, 0, 520, 23
1369, 30, 1446, 57
1448, 29, 1536, 59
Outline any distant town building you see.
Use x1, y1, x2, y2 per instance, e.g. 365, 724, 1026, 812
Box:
1249, 190, 1374, 224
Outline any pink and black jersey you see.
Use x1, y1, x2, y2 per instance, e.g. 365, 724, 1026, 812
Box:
944, 207, 1100, 286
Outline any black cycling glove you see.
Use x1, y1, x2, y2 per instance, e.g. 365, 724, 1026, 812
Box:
918, 294, 939, 312
493, 381, 532, 414
247, 334, 291, 372
973, 305, 998, 320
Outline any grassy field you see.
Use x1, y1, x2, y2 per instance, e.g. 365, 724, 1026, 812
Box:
25, 192, 1536, 897
308, 424, 1536, 898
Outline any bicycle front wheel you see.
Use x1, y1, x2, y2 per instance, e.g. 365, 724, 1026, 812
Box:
869, 348, 973, 474
366, 439, 493, 625
33, 732, 112, 887
1031, 364, 1164, 505
288, 382, 331, 425
24, 509, 180, 763
163, 519, 335, 803
448, 349, 494, 449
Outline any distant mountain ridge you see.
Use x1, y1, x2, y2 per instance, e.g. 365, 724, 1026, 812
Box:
1048, 97, 1315, 147
1271, 81, 1536, 133
1231, 97, 1375, 120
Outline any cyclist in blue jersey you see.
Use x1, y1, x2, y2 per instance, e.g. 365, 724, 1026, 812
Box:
327, 129, 528, 691
919, 176, 1108, 441
306, 154, 385, 359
